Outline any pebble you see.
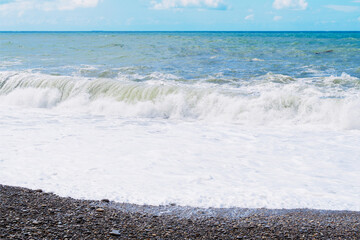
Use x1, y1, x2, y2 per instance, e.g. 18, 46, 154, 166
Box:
32, 220, 40, 225
109, 229, 121, 236
0, 184, 359, 239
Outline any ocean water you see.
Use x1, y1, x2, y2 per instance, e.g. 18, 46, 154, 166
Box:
0, 32, 360, 210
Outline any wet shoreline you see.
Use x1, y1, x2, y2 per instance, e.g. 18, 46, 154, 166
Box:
1, 184, 359, 239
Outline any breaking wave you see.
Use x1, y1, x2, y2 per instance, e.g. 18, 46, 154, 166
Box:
1, 71, 360, 129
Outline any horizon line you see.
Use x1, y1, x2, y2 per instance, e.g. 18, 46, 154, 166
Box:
1, 30, 360, 33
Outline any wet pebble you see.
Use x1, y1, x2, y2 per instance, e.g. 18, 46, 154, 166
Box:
0, 184, 359, 239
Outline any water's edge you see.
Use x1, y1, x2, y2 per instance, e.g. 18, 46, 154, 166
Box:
5, 184, 359, 219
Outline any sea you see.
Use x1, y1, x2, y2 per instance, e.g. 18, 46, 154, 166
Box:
0, 31, 359, 211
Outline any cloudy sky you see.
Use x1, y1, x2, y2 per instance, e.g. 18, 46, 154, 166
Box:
0, 0, 359, 31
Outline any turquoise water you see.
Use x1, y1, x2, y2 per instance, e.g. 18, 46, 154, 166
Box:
1, 31, 360, 81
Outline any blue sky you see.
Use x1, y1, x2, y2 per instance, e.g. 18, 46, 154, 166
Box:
0, 0, 359, 31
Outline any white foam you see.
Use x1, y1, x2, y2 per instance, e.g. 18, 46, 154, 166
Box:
0, 87, 61, 108
251, 58, 264, 62
1, 71, 360, 129
0, 108, 359, 210
1, 71, 360, 210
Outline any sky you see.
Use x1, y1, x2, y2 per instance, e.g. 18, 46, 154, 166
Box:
0, 0, 359, 31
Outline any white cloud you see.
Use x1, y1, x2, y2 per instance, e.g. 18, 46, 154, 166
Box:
244, 14, 254, 20
0, 0, 100, 13
273, 15, 282, 21
273, 0, 308, 10
325, 5, 359, 12
151, 0, 227, 10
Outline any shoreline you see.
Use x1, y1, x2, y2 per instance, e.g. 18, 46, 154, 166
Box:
1, 184, 359, 239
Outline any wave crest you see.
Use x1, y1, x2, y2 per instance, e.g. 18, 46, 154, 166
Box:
1, 71, 360, 129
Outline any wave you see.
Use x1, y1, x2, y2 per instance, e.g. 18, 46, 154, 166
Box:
1, 71, 360, 129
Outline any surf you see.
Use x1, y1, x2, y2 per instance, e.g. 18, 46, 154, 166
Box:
1, 70, 360, 129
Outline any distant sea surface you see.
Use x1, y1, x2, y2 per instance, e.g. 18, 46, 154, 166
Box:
1, 32, 360, 210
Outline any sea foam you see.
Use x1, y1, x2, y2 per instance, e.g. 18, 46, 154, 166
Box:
1, 71, 360, 129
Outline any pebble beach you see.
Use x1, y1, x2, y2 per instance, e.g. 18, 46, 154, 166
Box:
1, 184, 359, 239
